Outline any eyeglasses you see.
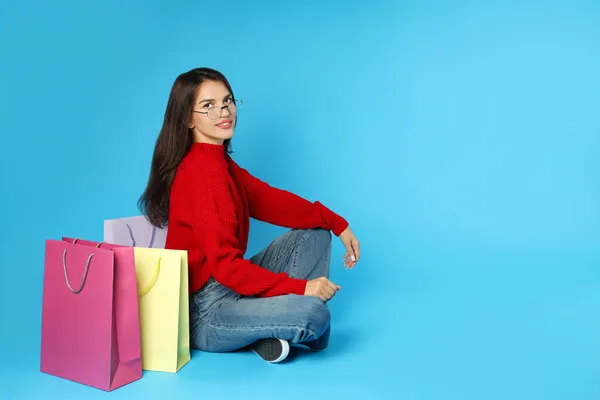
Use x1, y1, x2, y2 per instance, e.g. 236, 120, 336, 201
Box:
193, 100, 243, 120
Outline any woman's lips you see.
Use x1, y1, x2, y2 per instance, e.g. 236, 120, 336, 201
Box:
216, 119, 233, 129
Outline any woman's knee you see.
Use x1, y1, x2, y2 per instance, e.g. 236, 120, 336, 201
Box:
290, 228, 331, 246
299, 296, 331, 337
305, 228, 332, 246
296, 228, 332, 258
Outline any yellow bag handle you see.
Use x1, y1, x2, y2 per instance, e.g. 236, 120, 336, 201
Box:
138, 257, 161, 297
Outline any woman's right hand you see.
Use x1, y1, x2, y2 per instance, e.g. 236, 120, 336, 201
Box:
304, 277, 341, 301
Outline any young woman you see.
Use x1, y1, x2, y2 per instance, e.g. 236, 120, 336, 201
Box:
138, 67, 360, 363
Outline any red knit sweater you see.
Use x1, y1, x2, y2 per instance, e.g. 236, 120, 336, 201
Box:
165, 142, 349, 297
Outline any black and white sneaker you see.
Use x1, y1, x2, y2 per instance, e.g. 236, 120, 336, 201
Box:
248, 338, 290, 363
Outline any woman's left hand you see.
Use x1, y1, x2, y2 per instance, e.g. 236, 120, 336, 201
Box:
340, 226, 360, 269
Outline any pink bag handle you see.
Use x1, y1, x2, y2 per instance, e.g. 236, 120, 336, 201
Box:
63, 240, 104, 294
70, 238, 105, 247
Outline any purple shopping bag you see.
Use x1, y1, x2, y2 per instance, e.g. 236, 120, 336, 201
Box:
104, 216, 167, 249
40, 238, 142, 391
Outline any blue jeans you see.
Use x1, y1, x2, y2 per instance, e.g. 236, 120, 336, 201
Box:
189, 228, 333, 352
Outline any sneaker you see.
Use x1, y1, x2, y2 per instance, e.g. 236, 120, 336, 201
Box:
248, 338, 290, 363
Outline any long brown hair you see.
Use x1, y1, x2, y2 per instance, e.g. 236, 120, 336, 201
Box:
138, 67, 235, 228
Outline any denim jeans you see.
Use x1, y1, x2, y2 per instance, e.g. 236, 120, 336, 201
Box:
189, 228, 333, 352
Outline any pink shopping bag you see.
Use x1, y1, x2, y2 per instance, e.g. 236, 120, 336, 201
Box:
40, 238, 142, 391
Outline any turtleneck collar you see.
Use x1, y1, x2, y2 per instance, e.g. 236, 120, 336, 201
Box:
191, 142, 226, 157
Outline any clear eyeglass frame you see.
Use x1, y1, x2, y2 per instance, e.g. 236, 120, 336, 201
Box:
193, 100, 243, 120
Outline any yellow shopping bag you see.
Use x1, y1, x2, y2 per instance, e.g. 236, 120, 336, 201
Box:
133, 247, 190, 373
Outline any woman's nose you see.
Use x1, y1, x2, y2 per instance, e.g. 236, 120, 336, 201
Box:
221, 105, 232, 117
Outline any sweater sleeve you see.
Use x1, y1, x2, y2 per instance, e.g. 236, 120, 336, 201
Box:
188, 167, 307, 297
235, 163, 349, 236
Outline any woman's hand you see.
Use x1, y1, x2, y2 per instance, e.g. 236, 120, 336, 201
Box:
304, 277, 341, 301
340, 226, 360, 269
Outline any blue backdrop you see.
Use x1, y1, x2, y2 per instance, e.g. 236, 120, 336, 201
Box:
1, 0, 598, 399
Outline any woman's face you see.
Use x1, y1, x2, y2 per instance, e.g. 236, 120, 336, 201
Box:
189, 80, 237, 144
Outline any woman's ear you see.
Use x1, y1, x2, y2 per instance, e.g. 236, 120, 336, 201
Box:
188, 123, 195, 129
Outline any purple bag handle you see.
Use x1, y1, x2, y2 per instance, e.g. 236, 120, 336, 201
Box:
125, 223, 157, 248
63, 240, 104, 294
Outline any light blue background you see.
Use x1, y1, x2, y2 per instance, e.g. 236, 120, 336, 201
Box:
1, 0, 599, 399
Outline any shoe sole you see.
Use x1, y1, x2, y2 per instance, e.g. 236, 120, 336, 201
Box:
250, 339, 290, 363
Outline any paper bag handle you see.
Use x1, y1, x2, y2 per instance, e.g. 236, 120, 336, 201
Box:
62, 249, 94, 294
138, 257, 161, 297
126, 223, 157, 248
62, 240, 105, 294
71, 238, 105, 248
